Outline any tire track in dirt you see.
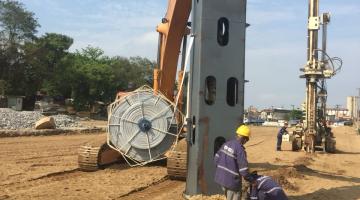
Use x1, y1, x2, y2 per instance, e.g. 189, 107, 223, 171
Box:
15, 153, 76, 161
2, 169, 81, 194
29, 168, 80, 181
118, 179, 184, 200
116, 133, 271, 200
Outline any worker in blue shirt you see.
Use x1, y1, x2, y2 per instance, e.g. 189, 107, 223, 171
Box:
214, 125, 254, 200
249, 172, 288, 200
276, 122, 288, 151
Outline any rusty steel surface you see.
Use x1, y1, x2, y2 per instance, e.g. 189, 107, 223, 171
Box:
185, 0, 247, 195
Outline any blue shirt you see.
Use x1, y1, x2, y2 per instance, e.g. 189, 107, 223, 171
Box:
277, 127, 288, 138
250, 175, 288, 200
214, 139, 250, 191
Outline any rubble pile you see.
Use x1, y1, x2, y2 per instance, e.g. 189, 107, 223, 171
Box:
53, 115, 83, 128
0, 108, 83, 130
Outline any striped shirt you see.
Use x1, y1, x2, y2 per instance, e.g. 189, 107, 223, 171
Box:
214, 139, 250, 191
250, 176, 288, 200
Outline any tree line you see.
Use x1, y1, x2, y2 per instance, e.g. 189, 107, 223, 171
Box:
0, 0, 155, 110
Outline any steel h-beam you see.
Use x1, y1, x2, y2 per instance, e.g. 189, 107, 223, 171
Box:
185, 0, 247, 196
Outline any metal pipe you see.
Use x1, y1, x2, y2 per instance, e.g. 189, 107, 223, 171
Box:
307, 0, 311, 61
156, 33, 163, 68
321, 13, 329, 62
154, 32, 163, 95
180, 35, 188, 71
185, 36, 195, 145
314, 0, 319, 62
305, 0, 320, 152
308, 0, 319, 64
175, 35, 188, 115
321, 25, 327, 62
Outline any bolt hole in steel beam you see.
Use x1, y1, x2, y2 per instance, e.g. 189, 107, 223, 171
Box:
205, 76, 216, 105
217, 17, 229, 46
214, 137, 226, 156
192, 116, 196, 145
227, 78, 239, 107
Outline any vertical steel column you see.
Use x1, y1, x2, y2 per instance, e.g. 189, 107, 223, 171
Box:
319, 13, 330, 121
185, 0, 247, 196
321, 14, 328, 62
304, 0, 320, 152
356, 97, 358, 121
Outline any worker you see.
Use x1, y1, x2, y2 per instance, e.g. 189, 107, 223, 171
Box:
295, 120, 304, 131
276, 122, 288, 151
249, 172, 288, 200
214, 125, 254, 200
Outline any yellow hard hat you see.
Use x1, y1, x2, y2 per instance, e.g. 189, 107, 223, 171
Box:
236, 125, 251, 137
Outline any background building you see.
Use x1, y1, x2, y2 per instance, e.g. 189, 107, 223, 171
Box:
347, 96, 359, 120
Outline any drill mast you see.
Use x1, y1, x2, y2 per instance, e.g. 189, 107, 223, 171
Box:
302, 0, 341, 153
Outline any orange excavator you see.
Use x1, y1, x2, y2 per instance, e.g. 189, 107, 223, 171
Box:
78, 0, 191, 178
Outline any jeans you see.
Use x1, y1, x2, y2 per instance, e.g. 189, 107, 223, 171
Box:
276, 136, 282, 150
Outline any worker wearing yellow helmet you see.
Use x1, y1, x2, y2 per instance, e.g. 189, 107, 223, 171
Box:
214, 125, 254, 200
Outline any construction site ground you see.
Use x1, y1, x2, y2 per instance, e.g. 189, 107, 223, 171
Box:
0, 126, 359, 200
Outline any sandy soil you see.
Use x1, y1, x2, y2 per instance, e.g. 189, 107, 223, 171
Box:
79, 120, 107, 128
0, 126, 359, 200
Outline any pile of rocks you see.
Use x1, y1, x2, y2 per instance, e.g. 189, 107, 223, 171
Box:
0, 108, 84, 130
53, 115, 83, 128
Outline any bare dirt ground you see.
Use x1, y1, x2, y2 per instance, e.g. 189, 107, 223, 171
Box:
0, 126, 359, 200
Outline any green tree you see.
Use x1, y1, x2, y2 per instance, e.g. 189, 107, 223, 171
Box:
70, 46, 113, 110
290, 110, 303, 120
0, 0, 157, 113
69, 47, 156, 110
110, 56, 155, 90
23, 33, 73, 96
0, 0, 39, 95
128, 56, 155, 86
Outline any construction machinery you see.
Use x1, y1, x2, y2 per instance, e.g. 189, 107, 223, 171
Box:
291, 0, 342, 153
78, 0, 192, 171
78, 0, 343, 197
79, 0, 247, 196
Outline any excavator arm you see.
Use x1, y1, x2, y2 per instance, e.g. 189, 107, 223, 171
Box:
153, 0, 192, 101
78, 0, 192, 172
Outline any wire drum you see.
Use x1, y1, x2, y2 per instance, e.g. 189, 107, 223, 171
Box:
107, 86, 182, 166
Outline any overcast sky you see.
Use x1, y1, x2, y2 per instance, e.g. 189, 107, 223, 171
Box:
19, 0, 360, 109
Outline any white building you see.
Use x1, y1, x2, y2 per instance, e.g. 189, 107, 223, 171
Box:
326, 108, 349, 120
347, 96, 359, 119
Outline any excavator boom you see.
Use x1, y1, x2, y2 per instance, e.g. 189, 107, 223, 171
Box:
78, 0, 192, 172
154, 0, 191, 100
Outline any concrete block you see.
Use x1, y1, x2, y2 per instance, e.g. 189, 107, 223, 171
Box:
35, 117, 56, 129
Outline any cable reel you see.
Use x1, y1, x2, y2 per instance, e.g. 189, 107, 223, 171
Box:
107, 86, 183, 166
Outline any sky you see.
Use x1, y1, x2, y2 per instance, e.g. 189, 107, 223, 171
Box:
18, 0, 360, 110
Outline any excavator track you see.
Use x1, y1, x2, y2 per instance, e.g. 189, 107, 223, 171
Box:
78, 143, 121, 171
167, 139, 187, 180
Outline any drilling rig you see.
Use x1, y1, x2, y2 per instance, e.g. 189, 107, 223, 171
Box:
78, 0, 343, 198
298, 0, 342, 153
